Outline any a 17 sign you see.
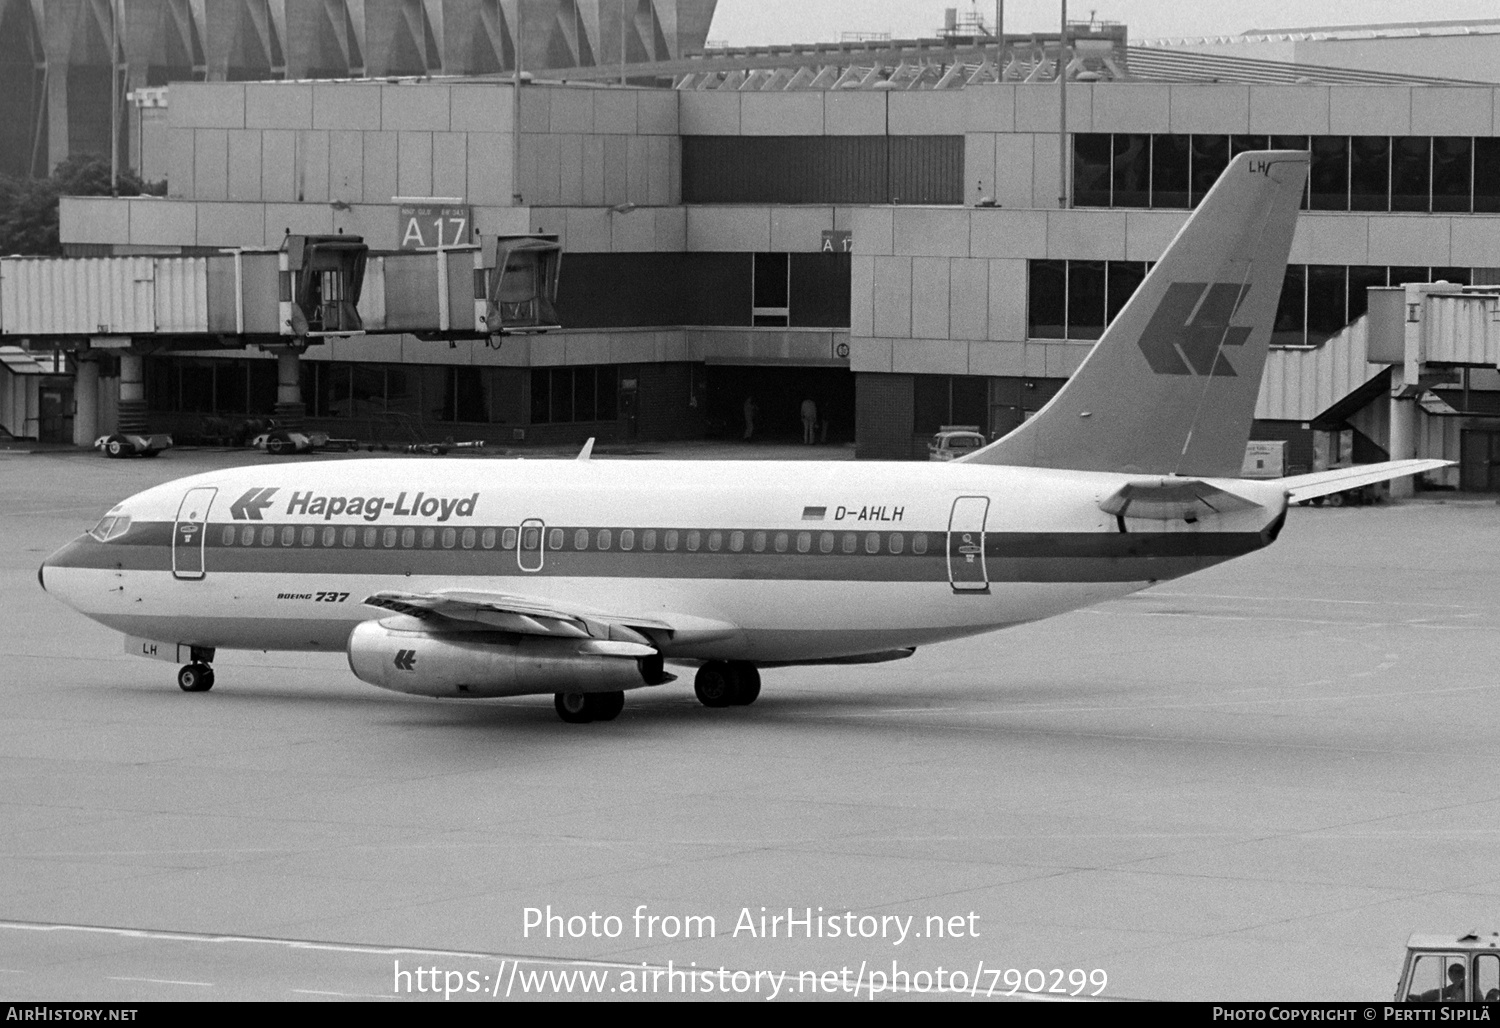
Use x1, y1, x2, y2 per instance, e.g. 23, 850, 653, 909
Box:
397, 204, 472, 249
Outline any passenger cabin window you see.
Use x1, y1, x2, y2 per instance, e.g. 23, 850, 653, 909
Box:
598, 529, 612, 550
261, 526, 275, 546
889, 533, 904, 554
221, 525, 235, 546
281, 526, 295, 546
642, 529, 657, 551
752, 531, 766, 553
482, 528, 497, 549
819, 533, 834, 554
383, 528, 397, 548
776, 532, 789, 553
575, 528, 589, 550
402, 528, 416, 548
865, 532, 880, 554
421, 528, 435, 548
620, 529, 635, 551
708, 531, 722, 552
243, 526, 256, 546
323, 527, 337, 547
841, 533, 857, 554
912, 533, 928, 555
686, 531, 701, 552
442, 528, 456, 549
549, 529, 564, 550
462, 528, 475, 549
665, 530, 679, 551
364, 527, 377, 548
797, 532, 810, 553
501, 528, 517, 550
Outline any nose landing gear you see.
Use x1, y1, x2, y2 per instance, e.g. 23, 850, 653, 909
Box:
694, 661, 760, 707
177, 663, 215, 692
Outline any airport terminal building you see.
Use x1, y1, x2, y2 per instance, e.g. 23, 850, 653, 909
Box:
12, 8, 1500, 486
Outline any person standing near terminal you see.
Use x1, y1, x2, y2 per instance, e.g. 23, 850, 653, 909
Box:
743, 395, 758, 441
800, 396, 818, 444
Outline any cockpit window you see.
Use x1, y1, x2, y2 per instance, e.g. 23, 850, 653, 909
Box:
89, 514, 131, 542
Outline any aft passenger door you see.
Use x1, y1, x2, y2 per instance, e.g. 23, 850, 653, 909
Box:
947, 496, 990, 594
172, 487, 217, 580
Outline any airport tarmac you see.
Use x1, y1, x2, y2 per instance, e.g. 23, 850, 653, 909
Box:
2, 445, 1498, 1002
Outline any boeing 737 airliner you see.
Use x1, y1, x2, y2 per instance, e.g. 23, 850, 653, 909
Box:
38, 151, 1447, 722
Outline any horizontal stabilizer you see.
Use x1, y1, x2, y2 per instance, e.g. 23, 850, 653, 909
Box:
1099, 479, 1262, 521
1280, 460, 1453, 503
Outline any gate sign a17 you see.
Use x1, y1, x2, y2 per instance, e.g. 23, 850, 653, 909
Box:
397, 204, 472, 249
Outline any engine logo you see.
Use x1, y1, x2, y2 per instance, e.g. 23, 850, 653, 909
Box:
393, 649, 417, 671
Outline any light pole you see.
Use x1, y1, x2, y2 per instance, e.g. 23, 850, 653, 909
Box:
109, 0, 120, 196
1057, 0, 1068, 210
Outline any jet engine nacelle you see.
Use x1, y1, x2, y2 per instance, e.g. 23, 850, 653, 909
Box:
347, 619, 656, 698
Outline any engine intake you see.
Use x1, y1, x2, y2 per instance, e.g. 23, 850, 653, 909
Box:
347, 619, 656, 698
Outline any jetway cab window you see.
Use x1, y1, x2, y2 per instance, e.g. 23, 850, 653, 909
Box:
1075, 132, 1498, 214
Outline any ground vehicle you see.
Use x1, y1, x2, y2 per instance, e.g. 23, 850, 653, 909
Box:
94, 433, 171, 458
927, 426, 987, 461
1395, 932, 1500, 1002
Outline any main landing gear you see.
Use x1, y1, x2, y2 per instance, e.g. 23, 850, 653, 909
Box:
694, 661, 760, 708
177, 662, 215, 692
553, 691, 625, 724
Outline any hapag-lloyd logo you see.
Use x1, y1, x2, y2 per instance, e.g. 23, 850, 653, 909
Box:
1137, 281, 1252, 377
228, 487, 479, 522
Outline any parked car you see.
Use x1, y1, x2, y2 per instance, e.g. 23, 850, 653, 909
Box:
928, 426, 988, 462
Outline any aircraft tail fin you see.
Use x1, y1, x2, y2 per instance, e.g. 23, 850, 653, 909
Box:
961, 150, 1310, 476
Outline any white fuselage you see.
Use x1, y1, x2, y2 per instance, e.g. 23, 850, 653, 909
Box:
40, 458, 1289, 663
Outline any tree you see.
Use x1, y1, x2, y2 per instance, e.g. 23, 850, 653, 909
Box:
0, 154, 166, 257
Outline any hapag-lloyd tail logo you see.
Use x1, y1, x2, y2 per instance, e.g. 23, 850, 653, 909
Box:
1137, 281, 1252, 377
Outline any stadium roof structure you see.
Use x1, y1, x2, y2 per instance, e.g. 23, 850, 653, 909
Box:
521, 32, 1493, 91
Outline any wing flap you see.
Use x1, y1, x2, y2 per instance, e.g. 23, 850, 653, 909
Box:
1098, 479, 1262, 521
1280, 459, 1453, 503
362, 589, 734, 647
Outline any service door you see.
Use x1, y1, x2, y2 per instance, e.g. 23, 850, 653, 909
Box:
518, 518, 545, 572
172, 487, 217, 580
947, 496, 990, 593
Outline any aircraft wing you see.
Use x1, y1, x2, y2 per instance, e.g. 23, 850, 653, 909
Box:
363, 589, 736, 649
1278, 459, 1453, 503
1098, 479, 1262, 521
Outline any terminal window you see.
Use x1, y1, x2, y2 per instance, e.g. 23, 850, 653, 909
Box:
1074, 132, 1497, 214
1028, 260, 1470, 345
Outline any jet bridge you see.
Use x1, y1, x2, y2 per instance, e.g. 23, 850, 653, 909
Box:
0, 232, 566, 443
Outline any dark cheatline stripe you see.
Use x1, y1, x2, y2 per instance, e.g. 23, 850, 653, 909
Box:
50, 521, 1267, 584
